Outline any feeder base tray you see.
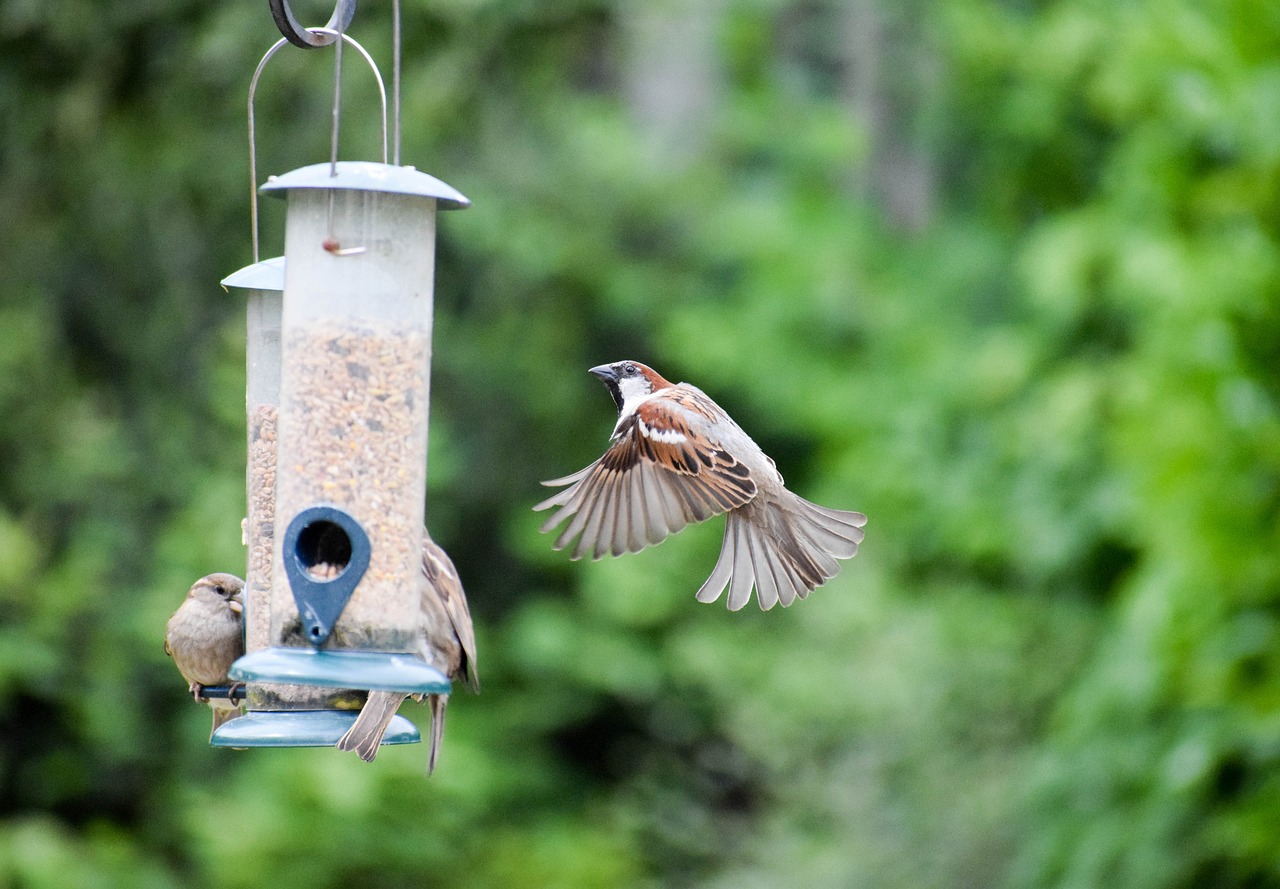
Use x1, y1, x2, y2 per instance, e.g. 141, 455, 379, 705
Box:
229, 647, 450, 694
210, 709, 420, 748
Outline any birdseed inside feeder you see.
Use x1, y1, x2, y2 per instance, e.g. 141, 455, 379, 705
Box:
228, 255, 285, 656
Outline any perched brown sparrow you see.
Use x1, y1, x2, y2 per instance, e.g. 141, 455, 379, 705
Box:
336, 534, 479, 771
535, 361, 867, 611
164, 573, 246, 737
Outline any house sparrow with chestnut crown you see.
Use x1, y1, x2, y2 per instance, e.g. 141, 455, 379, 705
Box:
165, 573, 246, 737
535, 361, 867, 611
336, 533, 479, 771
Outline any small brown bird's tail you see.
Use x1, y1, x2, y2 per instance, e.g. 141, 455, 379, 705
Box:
336, 691, 406, 762
695, 493, 867, 611
426, 694, 450, 775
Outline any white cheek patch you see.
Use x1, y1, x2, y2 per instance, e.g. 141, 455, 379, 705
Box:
616, 376, 658, 423
638, 418, 687, 444
617, 375, 650, 406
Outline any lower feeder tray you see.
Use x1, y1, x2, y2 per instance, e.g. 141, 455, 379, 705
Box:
211, 709, 421, 748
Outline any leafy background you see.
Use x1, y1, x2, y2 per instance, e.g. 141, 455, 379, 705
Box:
2, 0, 1280, 886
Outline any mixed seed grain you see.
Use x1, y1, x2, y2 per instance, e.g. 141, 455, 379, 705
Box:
246, 404, 277, 652
272, 322, 428, 651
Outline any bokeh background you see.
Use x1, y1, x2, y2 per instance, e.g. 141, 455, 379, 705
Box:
3, 0, 1280, 886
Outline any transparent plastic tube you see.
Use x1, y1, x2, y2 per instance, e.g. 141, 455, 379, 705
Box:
273, 187, 436, 654
245, 285, 282, 654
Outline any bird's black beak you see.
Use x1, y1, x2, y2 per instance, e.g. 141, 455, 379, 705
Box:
589, 364, 618, 384
589, 364, 624, 414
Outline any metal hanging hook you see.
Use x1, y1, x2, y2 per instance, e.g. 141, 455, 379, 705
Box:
269, 0, 357, 49
246, 28, 388, 263
392, 0, 401, 167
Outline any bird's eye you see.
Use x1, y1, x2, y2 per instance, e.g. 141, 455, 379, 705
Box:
623, 363, 636, 376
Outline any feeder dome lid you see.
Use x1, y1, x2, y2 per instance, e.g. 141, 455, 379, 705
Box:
260, 161, 470, 209
220, 255, 286, 292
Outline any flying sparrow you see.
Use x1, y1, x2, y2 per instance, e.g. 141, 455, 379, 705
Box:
535, 361, 867, 611
165, 573, 246, 737
336, 533, 479, 771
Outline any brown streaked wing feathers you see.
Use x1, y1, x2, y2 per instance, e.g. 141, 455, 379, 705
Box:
534, 390, 759, 559
423, 540, 479, 692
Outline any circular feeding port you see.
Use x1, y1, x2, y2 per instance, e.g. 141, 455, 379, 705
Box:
295, 518, 352, 581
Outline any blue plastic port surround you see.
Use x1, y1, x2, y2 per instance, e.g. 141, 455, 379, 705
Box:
282, 504, 371, 647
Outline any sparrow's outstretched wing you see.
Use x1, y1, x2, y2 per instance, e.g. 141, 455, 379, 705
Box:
535, 387, 758, 560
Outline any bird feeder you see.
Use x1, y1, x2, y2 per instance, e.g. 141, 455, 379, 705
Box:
223, 163, 468, 745
206, 3, 469, 748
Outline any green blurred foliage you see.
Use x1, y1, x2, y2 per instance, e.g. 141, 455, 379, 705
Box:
1, 0, 1278, 887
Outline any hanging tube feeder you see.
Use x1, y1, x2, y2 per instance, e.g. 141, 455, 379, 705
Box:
210, 1, 469, 748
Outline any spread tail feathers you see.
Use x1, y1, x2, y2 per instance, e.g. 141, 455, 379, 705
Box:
336, 691, 407, 762
695, 494, 866, 611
